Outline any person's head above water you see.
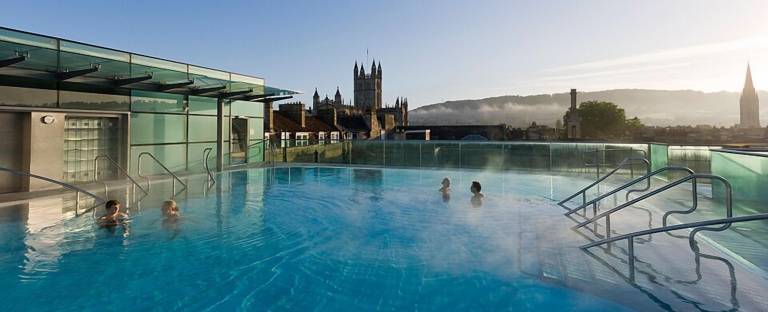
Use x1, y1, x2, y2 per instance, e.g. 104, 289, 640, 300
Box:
471, 181, 482, 194
441, 177, 451, 188
162, 200, 179, 217
105, 200, 121, 213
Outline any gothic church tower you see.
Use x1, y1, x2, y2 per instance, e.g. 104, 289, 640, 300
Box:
354, 61, 382, 110
739, 64, 760, 128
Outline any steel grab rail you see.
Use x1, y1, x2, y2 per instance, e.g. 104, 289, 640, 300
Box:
202, 148, 216, 186
557, 157, 650, 210
564, 166, 694, 217
137, 152, 187, 196
94, 155, 148, 197
584, 149, 648, 178
248, 139, 276, 167
0, 166, 106, 214
573, 174, 732, 236
581, 213, 768, 281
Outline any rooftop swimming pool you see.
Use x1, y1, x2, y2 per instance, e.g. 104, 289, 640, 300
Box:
1, 166, 767, 311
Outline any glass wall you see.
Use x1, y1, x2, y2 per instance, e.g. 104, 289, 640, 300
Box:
649, 143, 668, 172
231, 100, 264, 165
128, 93, 266, 175
0, 27, 287, 181
711, 150, 768, 215
278, 141, 649, 174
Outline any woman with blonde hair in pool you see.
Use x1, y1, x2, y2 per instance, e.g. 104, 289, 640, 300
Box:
161, 200, 181, 239
161, 200, 180, 218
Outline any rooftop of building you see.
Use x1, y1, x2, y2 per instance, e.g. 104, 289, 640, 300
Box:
0, 26, 298, 100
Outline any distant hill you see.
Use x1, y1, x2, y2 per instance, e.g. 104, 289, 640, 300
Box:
409, 89, 768, 127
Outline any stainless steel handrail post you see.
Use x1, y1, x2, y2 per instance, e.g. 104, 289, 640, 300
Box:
203, 147, 216, 186
137, 152, 188, 197
94, 155, 149, 197
558, 156, 650, 211
0, 166, 106, 215
581, 213, 768, 282
565, 166, 694, 216
573, 174, 732, 230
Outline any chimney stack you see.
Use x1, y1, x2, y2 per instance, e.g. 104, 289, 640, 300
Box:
279, 102, 306, 128
570, 89, 577, 110
264, 101, 274, 132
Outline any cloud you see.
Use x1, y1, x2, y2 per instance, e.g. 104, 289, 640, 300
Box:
545, 35, 768, 73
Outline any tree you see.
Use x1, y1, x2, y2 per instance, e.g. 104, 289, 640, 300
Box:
625, 116, 644, 134
565, 101, 644, 139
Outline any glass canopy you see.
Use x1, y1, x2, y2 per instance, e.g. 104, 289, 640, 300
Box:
0, 27, 299, 100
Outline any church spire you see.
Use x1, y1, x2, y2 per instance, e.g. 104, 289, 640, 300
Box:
371, 60, 376, 76
744, 63, 755, 92
739, 63, 760, 128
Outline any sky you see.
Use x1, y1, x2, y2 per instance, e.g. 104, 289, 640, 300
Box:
2, 0, 768, 108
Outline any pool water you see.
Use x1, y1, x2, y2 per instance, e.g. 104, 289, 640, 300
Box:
0, 166, 763, 311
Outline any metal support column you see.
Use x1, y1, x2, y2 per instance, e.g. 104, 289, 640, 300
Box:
216, 98, 224, 171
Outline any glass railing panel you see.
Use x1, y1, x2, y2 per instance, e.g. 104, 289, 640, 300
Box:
419, 141, 460, 169
458, 142, 505, 170
318, 142, 348, 164
350, 140, 384, 166
502, 142, 550, 171
668, 145, 717, 180
711, 150, 768, 215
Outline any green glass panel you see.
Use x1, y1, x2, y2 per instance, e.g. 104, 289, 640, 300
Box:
248, 117, 264, 141
60, 40, 130, 62
59, 90, 129, 111
130, 144, 187, 175
189, 65, 230, 81
223, 117, 231, 141
187, 142, 217, 173
130, 113, 186, 144
189, 96, 218, 115
130, 63, 188, 85
0, 85, 56, 107
650, 144, 668, 172
59, 50, 130, 79
0, 41, 58, 72
223, 142, 231, 166
0, 29, 57, 49
130, 55, 188, 85
131, 90, 185, 113
712, 151, 768, 215
668, 146, 716, 175
131, 54, 187, 72
247, 141, 264, 163
189, 115, 218, 142
231, 100, 263, 117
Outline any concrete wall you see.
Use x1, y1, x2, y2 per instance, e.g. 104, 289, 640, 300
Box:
0, 112, 23, 193
22, 112, 66, 191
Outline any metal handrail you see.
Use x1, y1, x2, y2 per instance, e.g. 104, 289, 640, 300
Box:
581, 213, 768, 281
572, 174, 732, 237
202, 147, 216, 186
583, 148, 647, 166
584, 148, 648, 178
248, 138, 276, 167
0, 166, 105, 214
564, 166, 695, 216
137, 152, 187, 196
557, 156, 650, 210
94, 155, 148, 197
